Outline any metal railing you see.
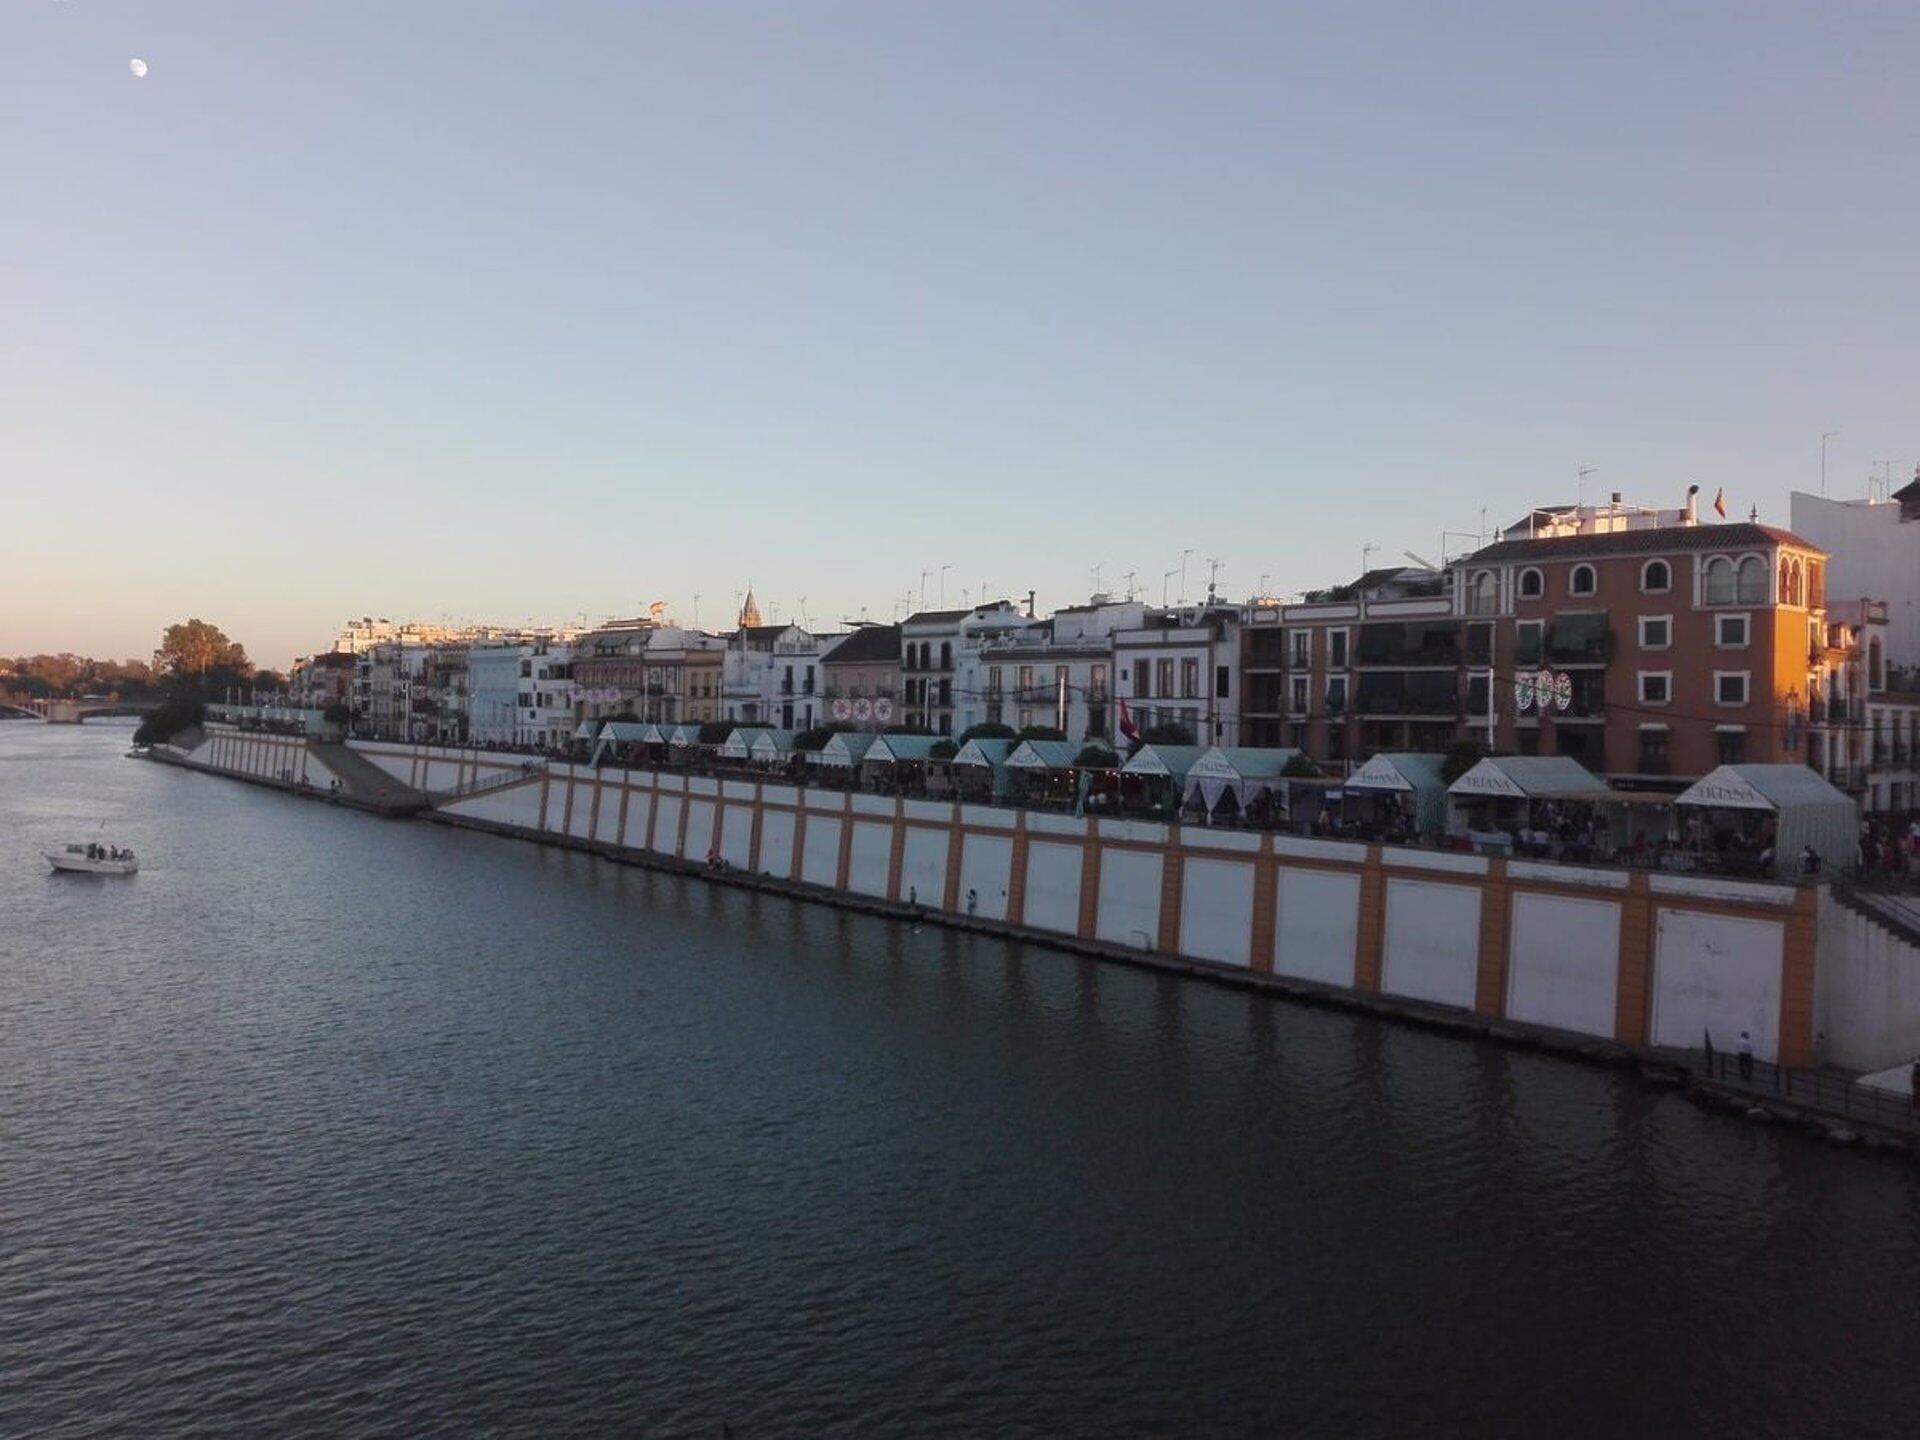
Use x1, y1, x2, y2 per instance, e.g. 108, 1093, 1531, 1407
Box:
1702, 1044, 1917, 1132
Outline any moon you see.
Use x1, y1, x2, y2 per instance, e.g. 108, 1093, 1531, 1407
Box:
129, 58, 148, 78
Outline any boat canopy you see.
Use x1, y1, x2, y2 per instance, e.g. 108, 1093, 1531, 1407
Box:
1344, 752, 1450, 834
1674, 764, 1858, 877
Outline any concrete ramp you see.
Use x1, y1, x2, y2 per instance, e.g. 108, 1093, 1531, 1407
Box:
310, 742, 427, 814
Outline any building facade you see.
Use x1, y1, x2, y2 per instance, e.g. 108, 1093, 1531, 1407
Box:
820, 624, 900, 728
1114, 601, 1242, 745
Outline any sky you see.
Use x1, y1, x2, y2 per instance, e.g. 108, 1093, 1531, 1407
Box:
5, 2, 1918, 667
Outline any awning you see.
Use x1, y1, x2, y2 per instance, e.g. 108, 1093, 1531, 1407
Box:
1120, 744, 1208, 780
1448, 755, 1610, 800
952, 738, 1016, 769
814, 731, 879, 767
1006, 739, 1081, 770
1344, 752, 1449, 834
864, 735, 942, 765
1182, 746, 1307, 810
1675, 763, 1858, 877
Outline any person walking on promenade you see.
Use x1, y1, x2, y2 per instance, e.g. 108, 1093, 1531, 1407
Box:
1737, 1031, 1755, 1083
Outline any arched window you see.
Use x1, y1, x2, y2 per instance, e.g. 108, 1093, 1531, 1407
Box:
1641, 559, 1670, 594
1468, 570, 1496, 614
1569, 564, 1597, 597
1704, 556, 1735, 605
1736, 555, 1768, 604
1517, 567, 1544, 600
1788, 558, 1803, 606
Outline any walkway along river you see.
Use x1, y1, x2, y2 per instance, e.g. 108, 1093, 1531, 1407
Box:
9, 720, 1920, 1435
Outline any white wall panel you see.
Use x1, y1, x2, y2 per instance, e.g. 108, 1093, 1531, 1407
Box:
619, 793, 653, 850
444, 780, 544, 830
682, 800, 716, 862
1023, 840, 1083, 935
1272, 867, 1360, 986
1506, 893, 1621, 1038
651, 795, 684, 855
757, 809, 796, 879
1095, 849, 1163, 948
564, 781, 596, 839
718, 804, 754, 868
1650, 908, 1784, 1060
801, 816, 843, 888
1381, 879, 1481, 1009
847, 820, 894, 897
900, 828, 950, 908
1178, 857, 1254, 967
959, 834, 1013, 920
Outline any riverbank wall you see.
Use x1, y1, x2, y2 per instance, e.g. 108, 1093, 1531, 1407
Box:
340, 738, 1907, 1073
148, 728, 1920, 1080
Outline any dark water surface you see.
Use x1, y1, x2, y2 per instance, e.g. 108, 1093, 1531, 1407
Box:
4, 722, 1919, 1437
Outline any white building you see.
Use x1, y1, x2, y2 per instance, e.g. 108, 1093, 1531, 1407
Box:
1791, 479, 1920, 673
722, 622, 827, 732
971, 597, 1140, 741
1113, 600, 1243, 746
470, 639, 576, 748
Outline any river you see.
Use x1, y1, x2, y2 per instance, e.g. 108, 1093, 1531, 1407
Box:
3, 720, 1918, 1437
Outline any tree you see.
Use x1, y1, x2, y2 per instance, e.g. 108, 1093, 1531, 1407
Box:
956, 722, 1016, 746
1016, 724, 1067, 742
1140, 722, 1195, 746
134, 697, 204, 746
929, 739, 958, 760
1074, 743, 1119, 768
1281, 753, 1320, 778
697, 721, 735, 746
154, 620, 249, 683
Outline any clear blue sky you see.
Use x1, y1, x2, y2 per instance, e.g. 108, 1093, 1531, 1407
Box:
6, 2, 1917, 666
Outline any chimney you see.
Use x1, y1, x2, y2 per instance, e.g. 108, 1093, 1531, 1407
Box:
1683, 484, 1700, 526
1024, 589, 1037, 618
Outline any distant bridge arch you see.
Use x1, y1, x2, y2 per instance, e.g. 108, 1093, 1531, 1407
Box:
30, 698, 161, 724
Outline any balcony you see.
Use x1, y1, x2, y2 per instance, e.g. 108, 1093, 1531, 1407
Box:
1544, 615, 1612, 666
1355, 620, 1462, 668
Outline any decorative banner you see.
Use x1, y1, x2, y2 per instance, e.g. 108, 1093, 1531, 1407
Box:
831, 697, 852, 721
1514, 678, 1534, 712
1534, 669, 1555, 709
874, 698, 894, 723
853, 697, 873, 722
1552, 673, 1573, 712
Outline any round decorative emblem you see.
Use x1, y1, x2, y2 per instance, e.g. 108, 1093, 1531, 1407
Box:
1553, 672, 1573, 712
831, 697, 852, 721
853, 697, 873, 722
874, 698, 894, 723
1514, 678, 1533, 712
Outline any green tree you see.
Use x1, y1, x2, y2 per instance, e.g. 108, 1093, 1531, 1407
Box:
955, 722, 1017, 746
1140, 722, 1195, 746
1441, 738, 1490, 785
154, 620, 250, 683
1016, 724, 1067, 742
1073, 743, 1119, 768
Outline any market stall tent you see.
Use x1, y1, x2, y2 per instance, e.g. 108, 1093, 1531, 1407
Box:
952, 738, 1016, 769
665, 724, 703, 749
718, 727, 771, 761
1119, 744, 1208, 782
1005, 739, 1081, 771
1673, 764, 1858, 878
1183, 746, 1305, 811
813, 731, 879, 768
749, 730, 799, 764
1448, 755, 1611, 801
1344, 752, 1450, 835
862, 734, 943, 766
588, 721, 663, 766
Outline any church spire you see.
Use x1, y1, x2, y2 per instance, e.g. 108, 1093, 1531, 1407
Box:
738, 583, 763, 629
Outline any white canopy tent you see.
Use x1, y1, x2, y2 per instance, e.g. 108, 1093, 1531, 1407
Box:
862, 735, 943, 766
1344, 752, 1450, 836
718, 727, 771, 761
813, 732, 879, 768
1005, 739, 1081, 771
750, 730, 798, 764
1182, 746, 1305, 813
588, 721, 664, 767
665, 724, 703, 749
952, 738, 1016, 769
1120, 744, 1208, 782
1673, 764, 1857, 878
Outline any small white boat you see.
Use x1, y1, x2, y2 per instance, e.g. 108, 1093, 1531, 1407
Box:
45, 843, 139, 875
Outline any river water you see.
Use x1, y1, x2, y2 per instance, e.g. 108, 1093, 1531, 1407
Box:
3, 721, 1918, 1437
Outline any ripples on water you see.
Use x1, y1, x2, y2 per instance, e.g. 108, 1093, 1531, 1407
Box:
2, 722, 1918, 1437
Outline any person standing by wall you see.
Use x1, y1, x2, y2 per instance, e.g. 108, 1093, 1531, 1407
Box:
1737, 1031, 1755, 1083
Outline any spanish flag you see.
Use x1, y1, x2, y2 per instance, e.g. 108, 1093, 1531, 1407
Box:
1713, 487, 1727, 519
